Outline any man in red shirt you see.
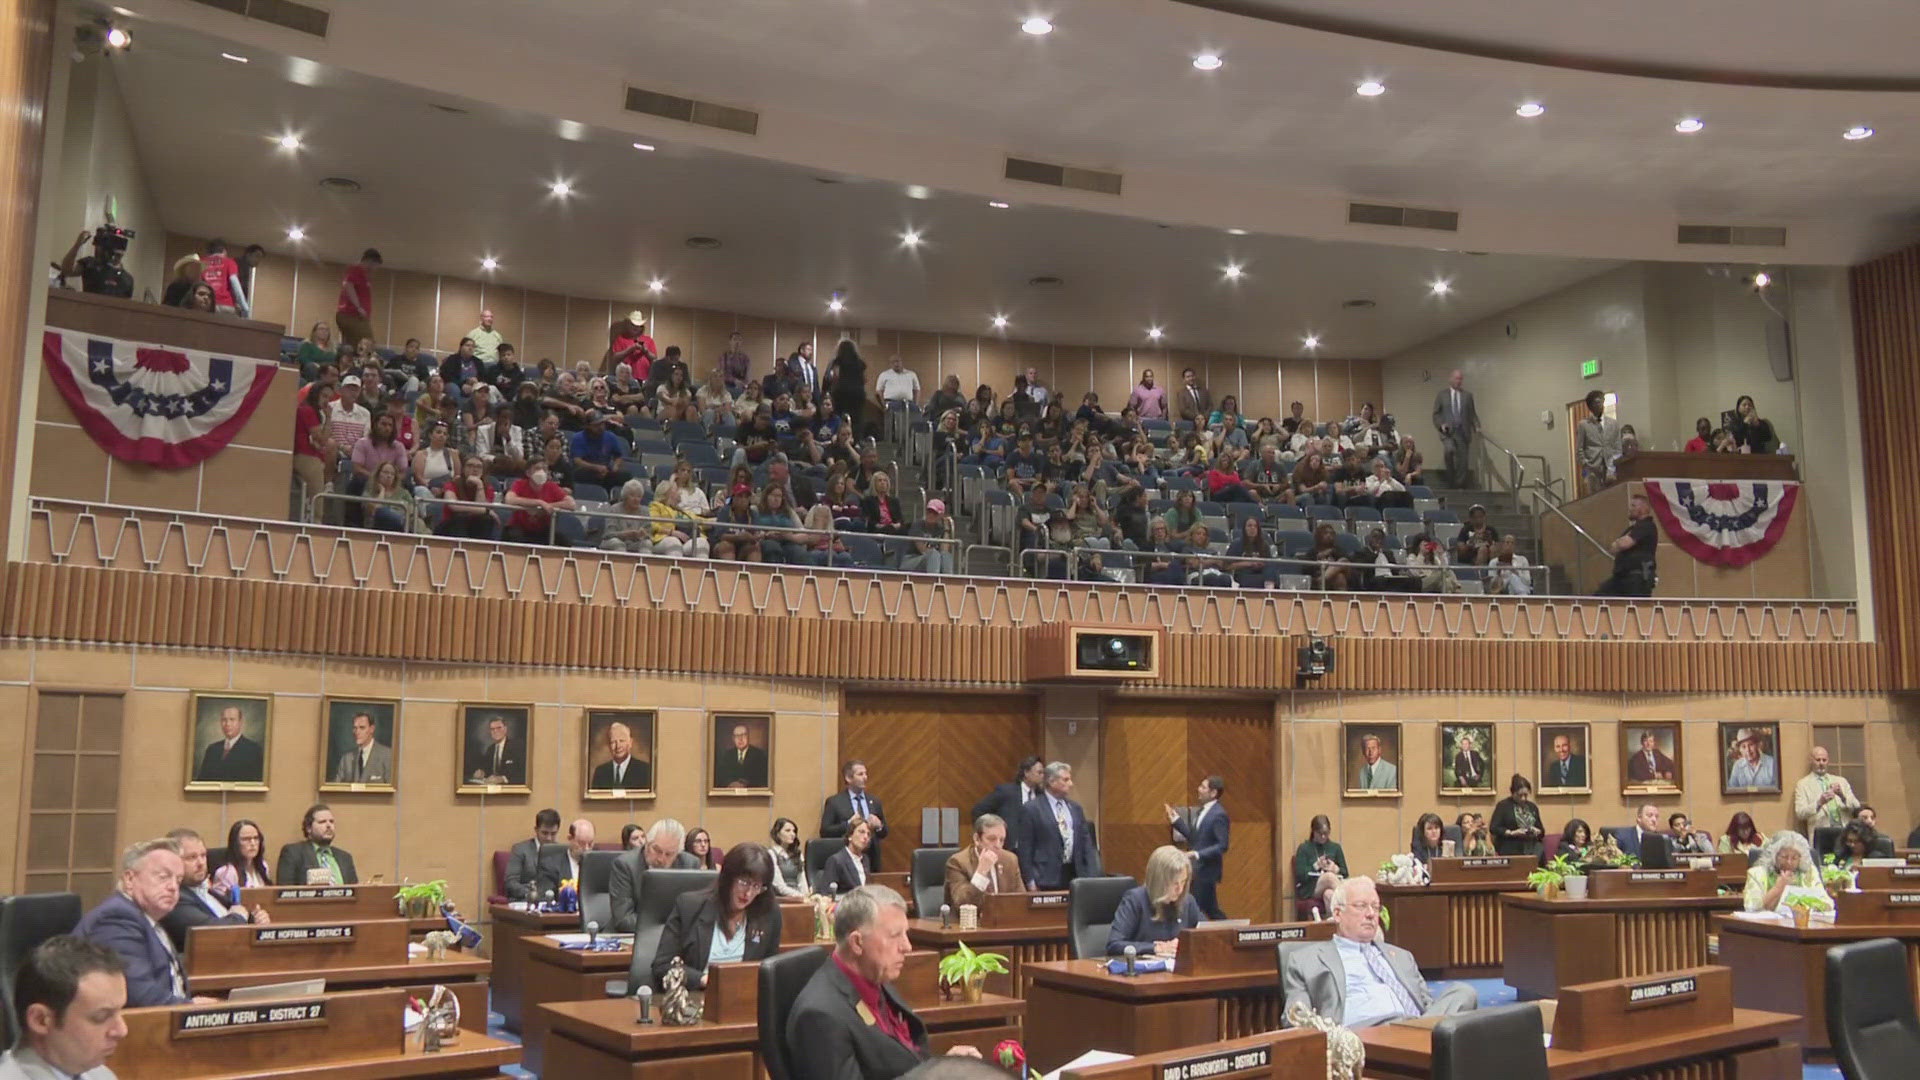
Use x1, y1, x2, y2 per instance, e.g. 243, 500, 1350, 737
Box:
200, 238, 246, 315
336, 248, 383, 348
605, 310, 657, 382
503, 461, 577, 544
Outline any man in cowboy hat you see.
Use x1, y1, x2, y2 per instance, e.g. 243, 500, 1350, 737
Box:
1725, 727, 1778, 790
607, 310, 657, 381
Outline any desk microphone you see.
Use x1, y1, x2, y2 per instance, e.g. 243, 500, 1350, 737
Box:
939, 904, 951, 930
587, 920, 600, 947
1123, 945, 1136, 976
543, 890, 556, 913
635, 985, 654, 1025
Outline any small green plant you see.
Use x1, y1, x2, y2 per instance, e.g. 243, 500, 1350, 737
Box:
937, 940, 1009, 988
1526, 865, 1565, 890
1545, 854, 1580, 878
397, 879, 449, 915
1819, 854, 1854, 890
1783, 892, 1833, 913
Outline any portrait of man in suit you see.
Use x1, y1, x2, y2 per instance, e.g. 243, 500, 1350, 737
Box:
321, 698, 397, 791
460, 705, 531, 791
1440, 724, 1493, 794
586, 710, 655, 797
1344, 724, 1401, 795
1623, 724, 1682, 793
187, 694, 270, 790
711, 713, 772, 792
1537, 724, 1591, 793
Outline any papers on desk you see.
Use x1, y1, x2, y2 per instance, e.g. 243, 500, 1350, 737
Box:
1042, 1050, 1130, 1080
407, 942, 427, 958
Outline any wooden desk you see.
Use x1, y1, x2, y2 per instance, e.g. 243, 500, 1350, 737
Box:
1501, 886, 1738, 1001
1059, 1030, 1328, 1080
1378, 858, 1533, 976
114, 986, 519, 1080
1717, 910, 1920, 1055
185, 920, 490, 1032
1613, 451, 1798, 482
1361, 1009, 1798, 1080
486, 905, 580, 1035
519, 937, 632, 1074
239, 883, 447, 938
908, 912, 1072, 997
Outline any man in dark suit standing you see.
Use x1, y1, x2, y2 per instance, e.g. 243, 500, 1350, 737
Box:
1173, 367, 1213, 424
785, 885, 983, 1079
1020, 762, 1101, 890
821, 760, 887, 872
1450, 732, 1487, 790
159, 828, 268, 950
1429, 368, 1478, 487
1545, 733, 1587, 789
1166, 775, 1231, 920
971, 757, 1045, 859
1626, 731, 1677, 784
590, 722, 650, 791
274, 803, 359, 886
75, 839, 195, 1007
466, 715, 525, 786
195, 704, 263, 783
713, 722, 769, 789
507, 809, 561, 902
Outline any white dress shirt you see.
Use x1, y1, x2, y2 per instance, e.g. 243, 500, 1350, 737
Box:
1334, 934, 1415, 1028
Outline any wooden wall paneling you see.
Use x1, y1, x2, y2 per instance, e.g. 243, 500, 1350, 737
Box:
477, 283, 524, 355
978, 336, 1016, 397
1051, 346, 1092, 411
1348, 360, 1385, 417
1850, 247, 1919, 686
939, 333, 977, 394
520, 289, 569, 366
817, 323, 850, 352
774, 324, 815, 369
1278, 360, 1315, 424
385, 270, 440, 353
1313, 361, 1352, 422
898, 330, 941, 398
1090, 348, 1134, 414
434, 277, 483, 355
1013, 340, 1053, 400
1099, 704, 1189, 888
691, 308, 740, 377
649, 303, 697, 362
1239, 354, 1281, 421
734, 316, 776, 384
248, 254, 297, 331
836, 695, 945, 876
565, 297, 613, 370
290, 259, 345, 345
1199, 352, 1241, 417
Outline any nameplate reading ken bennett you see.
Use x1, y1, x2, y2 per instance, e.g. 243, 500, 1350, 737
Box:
1628, 870, 1687, 883
1626, 975, 1698, 1008
1234, 926, 1307, 947
1159, 1045, 1271, 1080
254, 925, 357, 944
276, 887, 355, 901
1030, 893, 1068, 907
174, 1000, 327, 1037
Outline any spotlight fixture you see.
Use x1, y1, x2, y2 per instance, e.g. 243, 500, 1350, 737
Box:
104, 25, 130, 49
1843, 126, 1875, 141
480, 256, 499, 271
991, 314, 1009, 329
1226, 228, 1248, 236
632, 141, 656, 151
285, 226, 306, 241
1751, 271, 1772, 289
1146, 326, 1164, 341
827, 294, 845, 313
1674, 117, 1704, 134
1222, 262, 1244, 281
1516, 102, 1545, 118
549, 179, 573, 197
1021, 16, 1053, 35
1302, 334, 1321, 350
1192, 52, 1223, 71
1429, 278, 1452, 297
220, 52, 249, 63
900, 229, 922, 248
277, 133, 302, 151
647, 278, 666, 293
905, 184, 931, 200
988, 200, 1010, 209
1356, 80, 1386, 97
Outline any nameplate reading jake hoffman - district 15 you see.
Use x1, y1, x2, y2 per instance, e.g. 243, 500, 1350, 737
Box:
1158, 1045, 1271, 1080
174, 1000, 327, 1037
254, 925, 357, 944
275, 887, 355, 900
1460, 857, 1513, 868
1626, 975, 1698, 1008
1030, 893, 1068, 907
1628, 870, 1688, 882
1234, 926, 1308, 947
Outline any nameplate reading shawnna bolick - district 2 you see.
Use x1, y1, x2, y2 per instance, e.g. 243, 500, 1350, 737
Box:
254, 925, 356, 944
1159, 1045, 1271, 1080
1234, 926, 1307, 947
1628, 870, 1687, 882
1626, 975, 1698, 1007
1030, 894, 1068, 907
174, 1000, 327, 1036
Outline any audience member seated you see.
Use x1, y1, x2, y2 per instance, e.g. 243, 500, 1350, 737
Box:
1, 936, 127, 1080
1280, 876, 1477, 1027
1291, 452, 1331, 506
1833, 821, 1878, 871
503, 461, 578, 544
686, 828, 720, 871
275, 803, 358, 885
1488, 774, 1545, 859
902, 500, 956, 574
610, 818, 696, 934
506, 809, 562, 903
818, 818, 875, 896
1307, 524, 1348, 592
1484, 535, 1532, 596
1728, 394, 1779, 454
862, 471, 907, 537
1292, 814, 1348, 916
650, 843, 780, 989
945, 813, 1024, 909
209, 818, 273, 904
1407, 534, 1461, 594
1107, 846, 1203, 957
535, 819, 597, 898
1719, 812, 1765, 855
75, 839, 196, 1007
1409, 813, 1449, 864
770, 818, 810, 898
1743, 830, 1820, 913
158, 828, 268, 950
362, 461, 414, 533
1683, 416, 1712, 453
1668, 812, 1710, 854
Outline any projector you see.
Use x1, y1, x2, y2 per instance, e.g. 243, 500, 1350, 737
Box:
1296, 638, 1336, 680
1076, 631, 1154, 673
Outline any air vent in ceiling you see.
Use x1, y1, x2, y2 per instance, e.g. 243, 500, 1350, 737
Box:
1342, 298, 1377, 310
1028, 275, 1063, 288
318, 177, 361, 193
428, 103, 469, 116
623, 86, 759, 136
183, 0, 330, 37
684, 236, 723, 250
1348, 202, 1459, 232
1004, 157, 1123, 196
1676, 224, 1788, 247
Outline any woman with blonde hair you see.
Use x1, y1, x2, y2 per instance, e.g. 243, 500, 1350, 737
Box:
1107, 845, 1205, 957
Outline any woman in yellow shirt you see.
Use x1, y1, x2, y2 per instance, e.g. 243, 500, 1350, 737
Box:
1742, 830, 1819, 912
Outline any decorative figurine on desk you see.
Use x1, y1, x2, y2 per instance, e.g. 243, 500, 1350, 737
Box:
418, 985, 462, 1052
810, 893, 836, 943
421, 930, 457, 960
660, 957, 704, 1026
557, 878, 580, 914
1375, 852, 1429, 887
1283, 1001, 1363, 1080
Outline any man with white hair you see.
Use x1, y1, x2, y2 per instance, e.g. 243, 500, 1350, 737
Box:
535, 819, 597, 899
1793, 746, 1860, 833
74, 841, 211, 1007
786, 886, 981, 1079
1281, 876, 1475, 1027
608, 817, 700, 933
590, 722, 649, 791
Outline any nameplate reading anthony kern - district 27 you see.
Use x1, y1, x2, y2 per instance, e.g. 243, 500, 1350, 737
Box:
174, 999, 327, 1036
1159, 1045, 1271, 1080
254, 924, 357, 944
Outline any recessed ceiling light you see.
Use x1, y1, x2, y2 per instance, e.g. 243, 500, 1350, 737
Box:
1429, 278, 1452, 296
1674, 117, 1704, 134
1843, 125, 1875, 141
988, 200, 1010, 209
1222, 262, 1244, 280
1752, 271, 1772, 288
221, 52, 249, 63
1146, 326, 1164, 341
632, 141, 656, 151
104, 26, 131, 49
480, 256, 499, 271
285, 226, 305, 241
1356, 80, 1386, 97
905, 184, 931, 200
991, 314, 1009, 329
1516, 102, 1545, 118
900, 229, 922, 248
1302, 334, 1321, 350
827, 297, 845, 313
549, 179, 573, 197
1226, 228, 1248, 236
276, 133, 302, 151
1021, 16, 1052, 36
1192, 52, 1223, 72
647, 278, 666, 293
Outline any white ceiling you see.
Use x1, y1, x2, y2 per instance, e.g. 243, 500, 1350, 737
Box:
107, 28, 1617, 357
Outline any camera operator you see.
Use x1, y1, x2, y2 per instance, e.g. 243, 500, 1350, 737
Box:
56, 223, 134, 298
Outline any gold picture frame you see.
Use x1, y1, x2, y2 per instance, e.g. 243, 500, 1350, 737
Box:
185, 692, 272, 792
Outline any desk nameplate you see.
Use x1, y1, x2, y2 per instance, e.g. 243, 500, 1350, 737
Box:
1626, 974, 1698, 1009
173, 1000, 327, 1038
1159, 1045, 1269, 1080
253, 924, 356, 945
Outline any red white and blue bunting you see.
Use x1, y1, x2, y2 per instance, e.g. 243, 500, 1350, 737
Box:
43, 329, 279, 469
1642, 477, 1800, 569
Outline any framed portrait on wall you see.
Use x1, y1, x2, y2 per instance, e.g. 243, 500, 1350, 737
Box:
318, 697, 399, 793
185, 692, 271, 791
1719, 722, 1782, 795
1343, 722, 1402, 797
710, 712, 773, 795
1438, 723, 1495, 795
1621, 722, 1683, 794
457, 704, 533, 794
1536, 723, 1593, 795
584, 709, 656, 799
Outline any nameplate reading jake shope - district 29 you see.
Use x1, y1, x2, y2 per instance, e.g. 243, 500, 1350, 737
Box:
277, 887, 355, 900
254, 925, 357, 944
1626, 975, 1698, 1008
173, 1000, 327, 1036
1159, 1045, 1271, 1080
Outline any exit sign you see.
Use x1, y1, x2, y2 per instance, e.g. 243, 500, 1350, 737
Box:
1581, 359, 1602, 378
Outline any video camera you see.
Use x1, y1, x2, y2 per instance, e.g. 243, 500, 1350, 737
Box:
91, 222, 134, 258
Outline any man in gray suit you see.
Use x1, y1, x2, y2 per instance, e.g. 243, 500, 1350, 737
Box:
505, 809, 561, 902
1429, 368, 1478, 488
1356, 734, 1398, 791
330, 712, 394, 784
608, 818, 700, 933
1282, 876, 1476, 1027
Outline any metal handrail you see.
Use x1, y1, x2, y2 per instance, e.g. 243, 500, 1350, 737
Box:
1475, 430, 1608, 561
551, 502, 960, 555
1016, 543, 1550, 592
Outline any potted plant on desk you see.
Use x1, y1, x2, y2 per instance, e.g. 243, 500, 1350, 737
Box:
937, 941, 1009, 1003
1819, 855, 1854, 898
397, 879, 449, 919
1546, 854, 1588, 900
1783, 891, 1832, 929
1527, 862, 1567, 900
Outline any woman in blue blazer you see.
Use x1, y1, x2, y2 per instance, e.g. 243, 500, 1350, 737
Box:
1107, 845, 1205, 957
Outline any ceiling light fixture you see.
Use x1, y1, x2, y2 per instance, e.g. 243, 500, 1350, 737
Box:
1226, 228, 1248, 236
900, 229, 922, 248
1192, 52, 1223, 71
1146, 326, 1164, 341
905, 184, 931, 200
991, 314, 1009, 329
827, 298, 845, 314
277, 133, 302, 151
1843, 125, 1875, 141
1674, 117, 1704, 134
1223, 262, 1244, 281
285, 226, 305, 242
1021, 16, 1052, 36
220, 52, 249, 63
1429, 278, 1452, 296
648, 278, 666, 293
104, 25, 130, 49
988, 200, 1010, 209
632, 141, 656, 151
481, 256, 499, 271
1516, 102, 1545, 118
1301, 334, 1321, 350
1752, 271, 1772, 289
1356, 80, 1386, 97
549, 179, 573, 197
